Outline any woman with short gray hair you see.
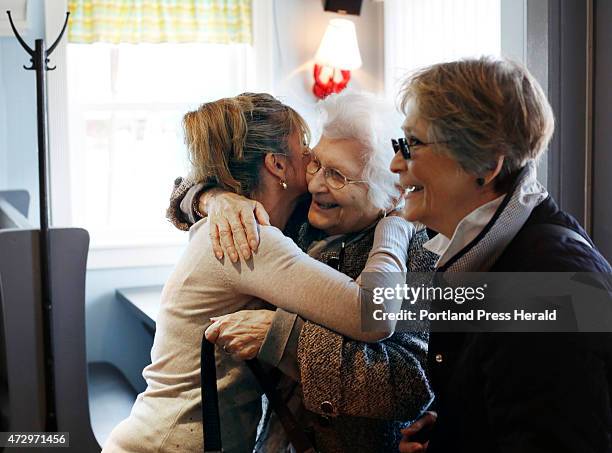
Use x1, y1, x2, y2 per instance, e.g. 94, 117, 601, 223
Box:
393, 57, 611, 453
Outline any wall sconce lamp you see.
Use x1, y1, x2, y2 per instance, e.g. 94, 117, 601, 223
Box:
312, 18, 362, 99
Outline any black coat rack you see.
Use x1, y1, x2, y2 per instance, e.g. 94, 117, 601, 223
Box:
6, 10, 70, 432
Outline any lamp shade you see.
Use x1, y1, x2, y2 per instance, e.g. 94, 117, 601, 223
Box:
314, 18, 362, 70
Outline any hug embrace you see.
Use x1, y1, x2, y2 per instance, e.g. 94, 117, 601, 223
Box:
103, 57, 612, 453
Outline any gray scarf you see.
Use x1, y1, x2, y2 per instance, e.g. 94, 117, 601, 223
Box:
441, 161, 548, 272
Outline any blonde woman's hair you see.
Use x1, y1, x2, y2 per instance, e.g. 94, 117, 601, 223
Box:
183, 93, 310, 196
400, 57, 555, 190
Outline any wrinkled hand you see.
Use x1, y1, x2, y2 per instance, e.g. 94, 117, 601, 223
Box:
204, 310, 275, 360
201, 191, 271, 262
399, 411, 437, 452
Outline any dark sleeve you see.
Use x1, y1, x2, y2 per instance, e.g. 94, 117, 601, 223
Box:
165, 177, 209, 231
257, 309, 304, 382
480, 225, 612, 452
297, 323, 434, 421
481, 333, 612, 453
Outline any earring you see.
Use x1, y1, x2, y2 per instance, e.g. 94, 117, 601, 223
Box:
476, 177, 485, 186
280, 179, 288, 190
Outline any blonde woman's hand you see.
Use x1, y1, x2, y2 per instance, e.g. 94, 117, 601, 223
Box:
204, 310, 275, 360
201, 190, 271, 262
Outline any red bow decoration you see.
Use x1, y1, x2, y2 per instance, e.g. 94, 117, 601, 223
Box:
313, 64, 351, 99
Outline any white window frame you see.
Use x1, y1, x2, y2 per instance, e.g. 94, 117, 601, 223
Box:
45, 0, 273, 269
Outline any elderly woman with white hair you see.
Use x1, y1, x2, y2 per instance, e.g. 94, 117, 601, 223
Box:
167, 90, 435, 452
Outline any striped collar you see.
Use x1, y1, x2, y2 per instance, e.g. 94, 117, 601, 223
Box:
438, 161, 548, 272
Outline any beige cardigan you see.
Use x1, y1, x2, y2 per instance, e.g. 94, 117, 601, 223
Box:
102, 217, 412, 453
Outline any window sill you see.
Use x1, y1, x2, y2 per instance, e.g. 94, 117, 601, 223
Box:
87, 244, 186, 270
87, 231, 188, 270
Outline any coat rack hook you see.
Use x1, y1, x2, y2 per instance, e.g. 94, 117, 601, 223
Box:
47, 12, 70, 56
23, 58, 35, 70
6, 11, 34, 56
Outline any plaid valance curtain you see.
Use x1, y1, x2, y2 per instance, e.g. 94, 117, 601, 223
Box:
67, 0, 252, 44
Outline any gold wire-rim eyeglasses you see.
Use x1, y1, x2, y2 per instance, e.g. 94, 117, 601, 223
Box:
306, 156, 368, 190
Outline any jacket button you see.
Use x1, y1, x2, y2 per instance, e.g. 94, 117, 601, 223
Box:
435, 353, 443, 363
320, 401, 334, 414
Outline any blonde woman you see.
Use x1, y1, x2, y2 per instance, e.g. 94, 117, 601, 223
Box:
103, 93, 413, 453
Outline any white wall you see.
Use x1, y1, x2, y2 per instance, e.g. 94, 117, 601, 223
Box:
500, 0, 526, 63
271, 0, 384, 130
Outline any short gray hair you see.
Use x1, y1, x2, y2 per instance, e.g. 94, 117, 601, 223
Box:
317, 90, 401, 210
400, 57, 554, 191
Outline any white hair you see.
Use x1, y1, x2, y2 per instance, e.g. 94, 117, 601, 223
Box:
316, 90, 402, 211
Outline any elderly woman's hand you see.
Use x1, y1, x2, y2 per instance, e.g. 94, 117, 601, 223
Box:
201, 190, 271, 262
204, 310, 275, 360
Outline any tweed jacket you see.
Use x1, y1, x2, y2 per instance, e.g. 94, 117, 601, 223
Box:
288, 225, 436, 453
166, 176, 204, 231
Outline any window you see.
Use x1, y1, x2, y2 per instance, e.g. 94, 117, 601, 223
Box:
44, 0, 272, 268
67, 43, 256, 248
384, 0, 501, 100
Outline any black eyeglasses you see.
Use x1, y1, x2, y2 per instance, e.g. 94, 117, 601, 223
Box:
391, 136, 449, 159
391, 138, 411, 159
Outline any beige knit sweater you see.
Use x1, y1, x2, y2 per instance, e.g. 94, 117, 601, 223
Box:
102, 216, 412, 453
